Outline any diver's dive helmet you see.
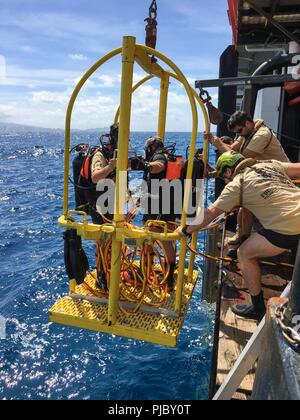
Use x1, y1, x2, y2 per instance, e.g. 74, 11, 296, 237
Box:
109, 123, 119, 149
100, 123, 119, 159
216, 151, 244, 177
144, 136, 164, 161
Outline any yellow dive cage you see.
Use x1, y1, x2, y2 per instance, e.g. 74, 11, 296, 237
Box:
49, 36, 211, 347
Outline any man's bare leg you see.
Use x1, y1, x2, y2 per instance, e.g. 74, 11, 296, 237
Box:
238, 233, 286, 294
232, 233, 287, 320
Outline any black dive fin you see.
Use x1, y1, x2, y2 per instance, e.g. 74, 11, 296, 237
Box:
64, 230, 74, 280
63, 230, 89, 285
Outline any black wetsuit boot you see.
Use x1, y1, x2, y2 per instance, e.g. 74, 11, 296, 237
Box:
96, 268, 108, 292
166, 262, 176, 290
231, 291, 266, 321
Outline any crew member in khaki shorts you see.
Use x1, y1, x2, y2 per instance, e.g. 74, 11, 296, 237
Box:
177, 152, 300, 321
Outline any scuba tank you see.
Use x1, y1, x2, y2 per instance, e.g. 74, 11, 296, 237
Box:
166, 155, 185, 181
144, 138, 185, 181
72, 145, 89, 210
181, 149, 205, 218
71, 144, 109, 216
165, 149, 204, 219
162, 143, 185, 181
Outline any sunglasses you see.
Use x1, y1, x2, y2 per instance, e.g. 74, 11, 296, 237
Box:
235, 125, 245, 135
219, 173, 226, 180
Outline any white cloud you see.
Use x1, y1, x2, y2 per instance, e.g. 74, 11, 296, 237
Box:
69, 54, 88, 61
96, 75, 116, 88
132, 73, 148, 84
0, 11, 140, 52
20, 45, 35, 53
129, 84, 207, 132
31, 90, 71, 105
0, 65, 82, 88
0, 63, 125, 90
0, 63, 210, 131
0, 104, 15, 115
0, 55, 6, 81
0, 87, 118, 129
0, 79, 208, 132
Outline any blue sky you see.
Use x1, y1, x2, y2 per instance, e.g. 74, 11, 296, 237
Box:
0, 0, 232, 131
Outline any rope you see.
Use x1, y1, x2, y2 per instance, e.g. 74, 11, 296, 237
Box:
79, 206, 295, 317
84, 219, 176, 315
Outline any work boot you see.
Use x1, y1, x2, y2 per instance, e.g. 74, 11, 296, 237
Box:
227, 230, 241, 247
227, 227, 250, 247
227, 247, 238, 260
227, 234, 251, 260
231, 291, 266, 321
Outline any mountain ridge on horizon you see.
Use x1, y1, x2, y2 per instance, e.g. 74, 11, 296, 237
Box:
0, 122, 109, 135
0, 122, 210, 136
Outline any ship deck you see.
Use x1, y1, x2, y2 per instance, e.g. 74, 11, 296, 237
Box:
215, 259, 292, 400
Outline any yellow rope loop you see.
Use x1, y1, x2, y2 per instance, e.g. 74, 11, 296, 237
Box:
90, 223, 173, 315
89, 207, 239, 312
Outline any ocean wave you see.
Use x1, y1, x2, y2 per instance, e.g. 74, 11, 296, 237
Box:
0, 132, 214, 400
0, 194, 10, 202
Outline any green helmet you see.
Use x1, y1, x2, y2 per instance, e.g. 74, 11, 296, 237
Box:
216, 151, 244, 177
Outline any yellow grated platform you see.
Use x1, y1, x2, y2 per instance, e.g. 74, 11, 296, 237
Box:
49, 269, 200, 347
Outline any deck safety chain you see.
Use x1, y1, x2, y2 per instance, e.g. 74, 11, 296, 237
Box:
275, 302, 300, 348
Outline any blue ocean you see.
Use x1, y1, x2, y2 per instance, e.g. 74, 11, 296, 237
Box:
0, 131, 215, 400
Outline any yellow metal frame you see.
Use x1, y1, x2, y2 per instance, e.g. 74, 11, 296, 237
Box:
113, 72, 211, 296
114, 73, 210, 167
54, 36, 211, 344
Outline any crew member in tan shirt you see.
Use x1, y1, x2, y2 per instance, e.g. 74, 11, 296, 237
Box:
177, 152, 300, 321
208, 111, 289, 162
207, 111, 290, 247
